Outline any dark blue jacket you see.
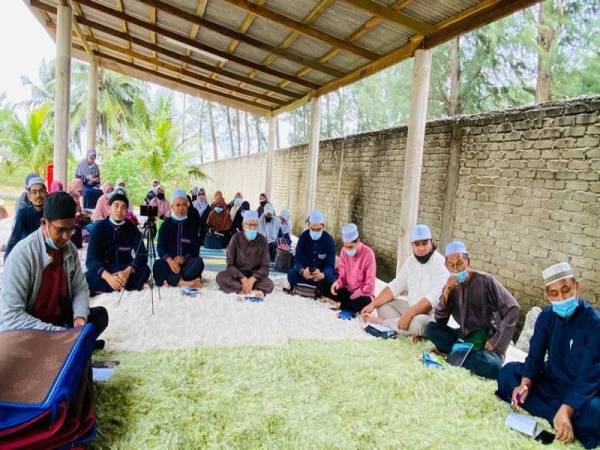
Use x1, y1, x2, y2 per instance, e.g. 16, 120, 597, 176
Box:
4, 206, 43, 259
86, 218, 147, 277
521, 301, 600, 411
292, 229, 336, 282
157, 217, 201, 260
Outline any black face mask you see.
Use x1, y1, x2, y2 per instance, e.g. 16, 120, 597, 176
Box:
157, 193, 165, 200
260, 199, 266, 205
415, 246, 436, 265
265, 216, 272, 223
191, 195, 197, 202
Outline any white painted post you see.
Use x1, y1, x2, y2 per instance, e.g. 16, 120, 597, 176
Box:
53, 4, 72, 186
86, 62, 98, 152
396, 49, 432, 275
305, 96, 321, 214
265, 115, 276, 198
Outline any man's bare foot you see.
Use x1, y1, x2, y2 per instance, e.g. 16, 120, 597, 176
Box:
362, 313, 384, 325
179, 278, 202, 288
429, 346, 446, 357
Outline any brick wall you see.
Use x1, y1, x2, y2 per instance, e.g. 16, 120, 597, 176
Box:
201, 96, 600, 311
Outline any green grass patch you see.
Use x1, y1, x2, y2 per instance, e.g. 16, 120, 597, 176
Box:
93, 340, 579, 449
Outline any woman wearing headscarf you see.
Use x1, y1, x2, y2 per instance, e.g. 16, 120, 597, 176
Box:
257, 193, 268, 217
68, 178, 88, 248
258, 203, 281, 261
193, 187, 211, 245
149, 185, 172, 219
50, 181, 64, 193
212, 190, 226, 208
231, 200, 250, 234
207, 197, 233, 247
278, 208, 293, 246
228, 192, 243, 220
91, 182, 114, 222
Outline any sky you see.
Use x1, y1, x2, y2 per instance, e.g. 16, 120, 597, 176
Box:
0, 1, 56, 105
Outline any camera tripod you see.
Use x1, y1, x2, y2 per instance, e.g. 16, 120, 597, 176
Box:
117, 218, 161, 314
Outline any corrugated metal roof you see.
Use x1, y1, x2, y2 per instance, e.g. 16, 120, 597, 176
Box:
25, 0, 540, 116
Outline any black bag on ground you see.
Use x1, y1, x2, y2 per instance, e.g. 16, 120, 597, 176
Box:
292, 283, 319, 299
204, 232, 224, 249
364, 325, 397, 339
274, 248, 293, 272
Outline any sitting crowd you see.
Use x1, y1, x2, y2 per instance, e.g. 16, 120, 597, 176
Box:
1, 168, 598, 448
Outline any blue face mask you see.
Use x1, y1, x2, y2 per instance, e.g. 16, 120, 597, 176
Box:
234, 198, 242, 206
244, 229, 257, 240
172, 213, 187, 222
551, 296, 579, 318
215, 207, 223, 214
346, 247, 357, 257
45, 236, 59, 250
310, 230, 323, 241
455, 270, 468, 284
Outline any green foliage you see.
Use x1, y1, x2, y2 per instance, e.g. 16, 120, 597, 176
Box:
0, 102, 55, 177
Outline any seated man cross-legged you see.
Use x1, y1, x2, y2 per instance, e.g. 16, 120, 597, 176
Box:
0, 192, 108, 347
496, 262, 600, 449
153, 189, 204, 288
216, 210, 274, 296
425, 240, 520, 380
361, 224, 448, 337
329, 223, 376, 314
85, 188, 151, 293
287, 210, 336, 297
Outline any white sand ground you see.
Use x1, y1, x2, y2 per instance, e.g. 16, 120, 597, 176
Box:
0, 217, 527, 361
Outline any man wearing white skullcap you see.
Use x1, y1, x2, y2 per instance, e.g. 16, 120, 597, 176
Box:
361, 224, 448, 338
216, 210, 274, 296
328, 224, 376, 315
153, 189, 204, 288
425, 240, 520, 379
287, 210, 336, 296
497, 262, 600, 448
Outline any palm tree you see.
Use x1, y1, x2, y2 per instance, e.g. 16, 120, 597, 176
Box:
129, 93, 207, 184
0, 102, 56, 177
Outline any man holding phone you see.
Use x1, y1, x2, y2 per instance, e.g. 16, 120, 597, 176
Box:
497, 262, 600, 448
425, 240, 520, 379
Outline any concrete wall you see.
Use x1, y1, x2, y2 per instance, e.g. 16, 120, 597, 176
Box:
200, 97, 600, 311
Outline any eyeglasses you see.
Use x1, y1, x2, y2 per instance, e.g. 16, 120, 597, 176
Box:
29, 188, 47, 196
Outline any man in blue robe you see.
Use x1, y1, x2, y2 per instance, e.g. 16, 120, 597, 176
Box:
496, 262, 600, 448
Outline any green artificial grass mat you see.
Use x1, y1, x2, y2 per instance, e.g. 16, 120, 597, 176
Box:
92, 339, 581, 450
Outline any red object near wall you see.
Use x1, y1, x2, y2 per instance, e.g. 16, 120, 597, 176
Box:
46, 163, 54, 190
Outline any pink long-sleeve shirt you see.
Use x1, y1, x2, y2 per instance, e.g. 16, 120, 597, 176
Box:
336, 242, 376, 299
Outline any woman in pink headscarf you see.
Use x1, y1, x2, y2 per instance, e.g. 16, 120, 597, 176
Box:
91, 182, 114, 222
50, 181, 64, 193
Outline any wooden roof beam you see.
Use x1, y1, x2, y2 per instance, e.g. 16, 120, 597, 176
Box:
341, 0, 433, 34
183, 0, 208, 72
134, 0, 343, 78
113, 0, 133, 62
31, 0, 304, 98
75, 0, 322, 88
86, 37, 287, 106
219, 0, 379, 61
85, 47, 274, 112
279, 0, 413, 88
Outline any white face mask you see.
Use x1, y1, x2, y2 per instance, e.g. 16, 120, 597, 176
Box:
109, 217, 125, 226
172, 213, 188, 222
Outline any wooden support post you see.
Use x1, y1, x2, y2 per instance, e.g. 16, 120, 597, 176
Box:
86, 62, 98, 152
265, 115, 276, 198
396, 49, 432, 275
53, 3, 72, 186
305, 96, 321, 215
440, 121, 463, 248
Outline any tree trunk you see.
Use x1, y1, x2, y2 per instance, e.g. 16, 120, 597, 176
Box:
536, 0, 554, 103
225, 107, 235, 157
255, 116, 262, 152
245, 112, 251, 155
181, 93, 186, 147
275, 117, 280, 149
448, 36, 461, 116
235, 109, 241, 156
198, 100, 205, 164
325, 94, 331, 138
208, 102, 218, 161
